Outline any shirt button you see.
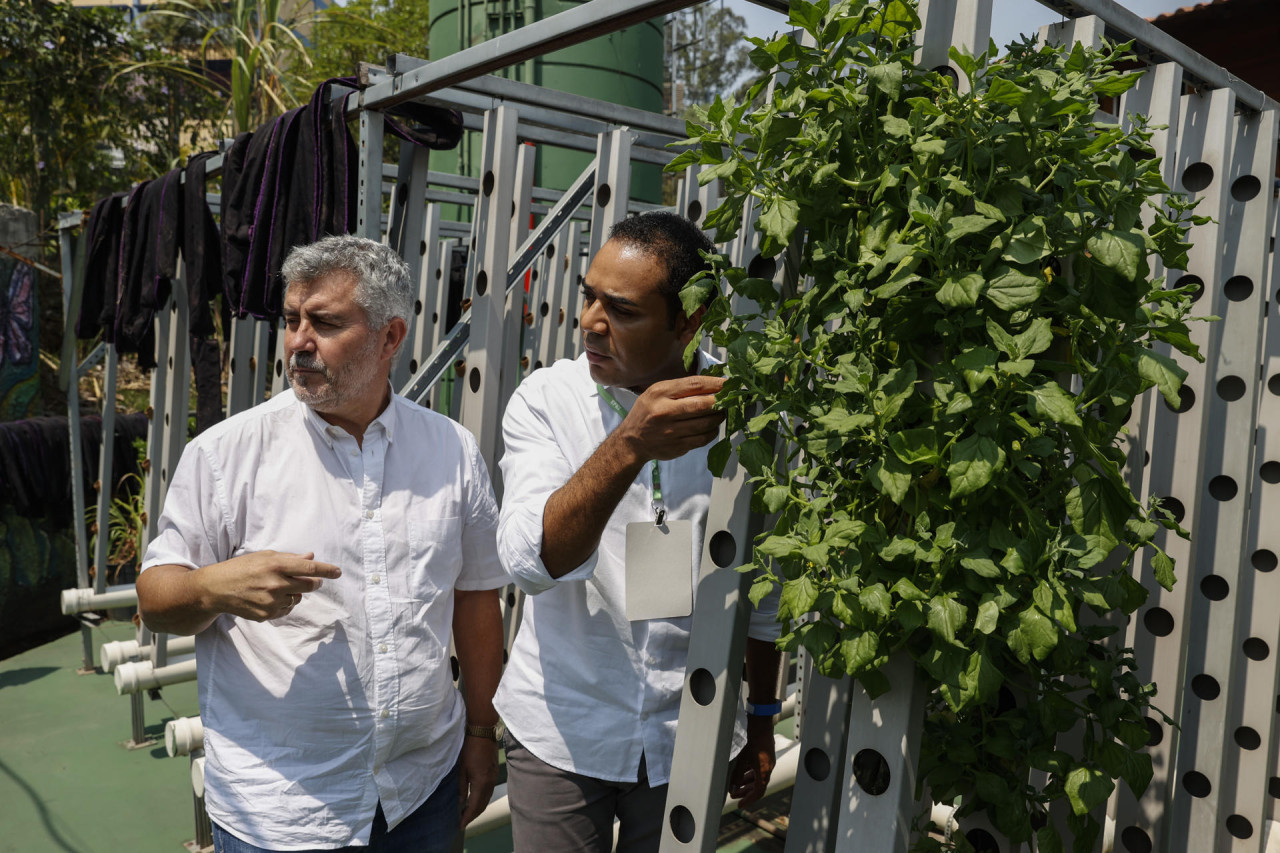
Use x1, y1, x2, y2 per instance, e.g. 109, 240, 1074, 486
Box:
350, 449, 358, 457
646, 656, 657, 666
379, 643, 388, 653
364, 510, 374, 519
371, 575, 381, 585
641, 712, 649, 721
380, 709, 389, 719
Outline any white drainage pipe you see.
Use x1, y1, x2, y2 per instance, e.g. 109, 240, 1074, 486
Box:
166, 716, 205, 757
114, 655, 198, 695
191, 755, 206, 799
101, 635, 196, 673
61, 584, 138, 615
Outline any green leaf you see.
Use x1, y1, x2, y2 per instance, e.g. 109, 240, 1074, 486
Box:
1027, 382, 1082, 426
867, 62, 904, 98
707, 437, 731, 477
869, 453, 912, 505
860, 583, 892, 619
938, 272, 985, 307
1036, 826, 1065, 853
680, 279, 714, 317
928, 595, 968, 644
880, 114, 911, 138
1152, 548, 1177, 591
1065, 766, 1114, 816
841, 631, 880, 672
889, 428, 940, 465
1015, 317, 1053, 357
737, 437, 774, 477
986, 76, 1030, 105
759, 196, 800, 246
1137, 349, 1188, 408
986, 265, 1045, 310
824, 519, 867, 546
892, 577, 929, 602
749, 575, 776, 607
1009, 605, 1057, 662
1087, 229, 1146, 281
975, 600, 1000, 634
948, 434, 1005, 498
779, 574, 820, 619
762, 485, 790, 513
756, 534, 802, 559
945, 215, 997, 241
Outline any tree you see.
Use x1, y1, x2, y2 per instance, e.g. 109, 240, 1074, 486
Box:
305, 0, 433, 87
671, 0, 1206, 848
665, 3, 752, 113
0, 0, 207, 232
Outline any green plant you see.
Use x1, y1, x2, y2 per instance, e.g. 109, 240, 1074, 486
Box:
669, 1, 1206, 849
89, 452, 148, 585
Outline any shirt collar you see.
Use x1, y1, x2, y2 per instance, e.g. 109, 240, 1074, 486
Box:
594, 349, 714, 405
295, 383, 398, 447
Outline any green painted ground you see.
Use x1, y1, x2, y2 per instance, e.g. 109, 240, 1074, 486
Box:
0, 627, 787, 853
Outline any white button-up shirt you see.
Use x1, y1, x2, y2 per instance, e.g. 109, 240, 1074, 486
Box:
142, 390, 506, 850
494, 354, 780, 785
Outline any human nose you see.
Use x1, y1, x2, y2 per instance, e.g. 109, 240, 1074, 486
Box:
286, 319, 317, 353
580, 298, 607, 338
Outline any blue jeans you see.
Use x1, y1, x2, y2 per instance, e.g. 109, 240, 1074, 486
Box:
212, 763, 460, 853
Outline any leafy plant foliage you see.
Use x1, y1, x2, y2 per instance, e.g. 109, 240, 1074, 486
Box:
669, 1, 1206, 848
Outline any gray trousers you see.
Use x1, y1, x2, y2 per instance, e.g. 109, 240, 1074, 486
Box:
504, 732, 668, 853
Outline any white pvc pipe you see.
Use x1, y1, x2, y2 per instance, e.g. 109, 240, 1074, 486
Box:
101, 635, 196, 673
191, 755, 206, 798
61, 584, 138, 615
114, 655, 198, 695
166, 716, 205, 757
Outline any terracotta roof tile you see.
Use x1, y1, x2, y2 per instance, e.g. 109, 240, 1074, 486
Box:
1150, 0, 1236, 23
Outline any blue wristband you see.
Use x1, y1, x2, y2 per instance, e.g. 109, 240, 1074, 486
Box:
747, 700, 782, 717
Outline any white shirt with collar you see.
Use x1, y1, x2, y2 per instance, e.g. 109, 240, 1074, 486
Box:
493, 353, 781, 786
141, 389, 507, 850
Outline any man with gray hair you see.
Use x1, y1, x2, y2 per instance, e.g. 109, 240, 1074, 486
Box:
137, 235, 507, 852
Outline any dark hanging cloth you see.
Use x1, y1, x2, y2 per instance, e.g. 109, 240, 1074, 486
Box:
218, 78, 463, 322
77, 192, 128, 340
183, 151, 224, 338
0, 413, 149, 527
114, 168, 185, 368
190, 334, 223, 435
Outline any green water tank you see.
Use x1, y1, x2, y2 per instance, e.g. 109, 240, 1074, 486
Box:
428, 0, 665, 204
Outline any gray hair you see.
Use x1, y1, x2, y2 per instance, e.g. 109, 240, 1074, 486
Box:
281, 235, 413, 329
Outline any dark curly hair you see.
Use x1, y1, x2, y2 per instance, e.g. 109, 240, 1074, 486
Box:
608, 212, 714, 328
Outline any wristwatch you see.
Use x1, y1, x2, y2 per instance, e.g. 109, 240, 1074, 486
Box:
465, 719, 506, 743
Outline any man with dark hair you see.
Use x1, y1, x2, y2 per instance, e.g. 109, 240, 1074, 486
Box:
136, 235, 507, 853
495, 212, 782, 851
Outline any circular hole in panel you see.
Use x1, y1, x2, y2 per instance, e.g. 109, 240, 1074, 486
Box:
803, 748, 831, 782
471, 237, 477, 251
1182, 162, 1214, 192
1200, 575, 1230, 601
475, 270, 488, 296
420, 240, 427, 256
1173, 274, 1205, 303
168, 356, 174, 370
276, 359, 283, 377
689, 668, 716, 706
409, 359, 418, 373
1162, 497, 1185, 523
545, 243, 555, 258
414, 299, 422, 316
1270, 777, 1280, 799
1209, 475, 1238, 501
669, 806, 696, 843
1192, 674, 1221, 701
1271, 376, 1280, 397
1234, 726, 1262, 750
450, 655, 459, 680
1183, 770, 1212, 798
161, 467, 167, 481
1143, 607, 1174, 637
506, 590, 516, 607
687, 199, 703, 221
395, 183, 408, 206
539, 302, 549, 318
1143, 451, 1150, 468
1263, 462, 1280, 483
1164, 385, 1196, 414
510, 200, 516, 218
1253, 549, 1278, 572
435, 267, 442, 281
596, 183, 611, 207
709, 530, 737, 568
482, 171, 495, 197
229, 357, 237, 374
933, 65, 960, 86
1217, 376, 1246, 401
964, 828, 999, 853
1121, 826, 1153, 853
164, 413, 170, 427
573, 318, 579, 329
502, 647, 508, 664
1144, 717, 1164, 747
747, 254, 777, 281
531, 268, 539, 282
1224, 275, 1254, 301
468, 367, 481, 394
534, 360, 543, 370
433, 312, 439, 324
1231, 174, 1262, 202
1226, 815, 1253, 840
852, 749, 891, 796
1243, 637, 1270, 661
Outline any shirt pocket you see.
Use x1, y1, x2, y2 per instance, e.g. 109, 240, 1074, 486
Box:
405, 515, 464, 601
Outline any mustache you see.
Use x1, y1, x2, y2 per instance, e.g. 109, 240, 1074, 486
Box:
289, 352, 329, 375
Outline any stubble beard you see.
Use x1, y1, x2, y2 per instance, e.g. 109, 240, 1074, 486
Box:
287, 333, 382, 413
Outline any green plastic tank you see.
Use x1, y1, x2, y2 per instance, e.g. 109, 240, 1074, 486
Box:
428, 0, 665, 205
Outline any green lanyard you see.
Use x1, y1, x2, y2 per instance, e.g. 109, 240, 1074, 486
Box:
597, 384, 666, 525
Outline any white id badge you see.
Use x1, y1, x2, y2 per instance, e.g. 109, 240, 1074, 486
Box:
625, 520, 694, 621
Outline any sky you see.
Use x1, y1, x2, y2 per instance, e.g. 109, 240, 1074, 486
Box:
725, 0, 1196, 51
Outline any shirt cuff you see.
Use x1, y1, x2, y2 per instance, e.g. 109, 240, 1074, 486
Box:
498, 504, 598, 594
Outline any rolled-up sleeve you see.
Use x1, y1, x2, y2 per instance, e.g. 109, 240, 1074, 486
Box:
497, 381, 598, 594
141, 442, 231, 572
456, 428, 509, 591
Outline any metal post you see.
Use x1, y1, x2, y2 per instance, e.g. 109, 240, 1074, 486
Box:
389, 141, 431, 390
784, 667, 853, 853
358, 109, 387, 242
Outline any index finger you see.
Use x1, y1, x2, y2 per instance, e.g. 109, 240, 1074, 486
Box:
657, 374, 726, 399
281, 554, 342, 580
